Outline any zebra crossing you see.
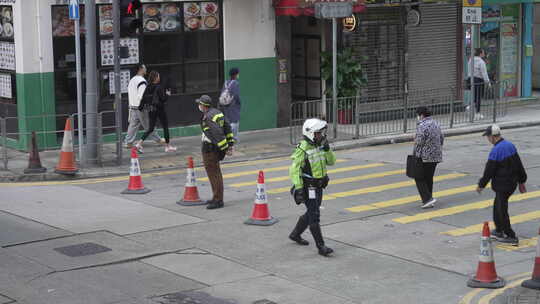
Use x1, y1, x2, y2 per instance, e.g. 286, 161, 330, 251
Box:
217, 156, 540, 251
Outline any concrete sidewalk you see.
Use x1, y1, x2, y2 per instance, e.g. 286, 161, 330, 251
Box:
1, 100, 540, 182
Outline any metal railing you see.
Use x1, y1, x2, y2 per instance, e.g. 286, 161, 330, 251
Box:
0, 110, 118, 171
290, 81, 511, 145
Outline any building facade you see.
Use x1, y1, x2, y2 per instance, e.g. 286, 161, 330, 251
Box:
1, 0, 277, 150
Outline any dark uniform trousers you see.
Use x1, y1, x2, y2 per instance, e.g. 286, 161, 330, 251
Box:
304, 188, 323, 225
202, 151, 224, 202
494, 191, 516, 238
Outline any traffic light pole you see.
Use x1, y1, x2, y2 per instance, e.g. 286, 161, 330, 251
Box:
74, 17, 85, 165
85, 0, 98, 164
113, 0, 123, 165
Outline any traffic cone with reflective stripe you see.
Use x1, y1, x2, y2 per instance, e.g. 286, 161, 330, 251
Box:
24, 131, 46, 174
121, 147, 151, 194
245, 171, 278, 226
467, 222, 505, 288
55, 118, 78, 175
522, 227, 540, 290
177, 156, 205, 206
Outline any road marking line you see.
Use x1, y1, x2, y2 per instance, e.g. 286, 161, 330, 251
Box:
200, 159, 349, 182
346, 184, 478, 213
227, 162, 384, 187
393, 191, 540, 224
443, 211, 540, 236
497, 237, 537, 252
459, 272, 531, 304
266, 168, 412, 194
320, 173, 466, 200
0, 156, 293, 187
478, 277, 527, 304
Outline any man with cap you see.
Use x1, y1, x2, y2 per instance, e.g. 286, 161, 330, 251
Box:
477, 124, 527, 246
220, 68, 241, 143
196, 95, 235, 209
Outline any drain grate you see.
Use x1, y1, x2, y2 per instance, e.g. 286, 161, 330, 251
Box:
53, 242, 112, 257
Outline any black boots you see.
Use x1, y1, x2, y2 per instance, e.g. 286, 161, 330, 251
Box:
309, 223, 333, 257
289, 215, 309, 245
206, 200, 224, 209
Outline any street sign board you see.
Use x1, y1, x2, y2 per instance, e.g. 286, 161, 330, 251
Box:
462, 7, 481, 24
315, 2, 353, 19
69, 0, 80, 20
463, 0, 482, 7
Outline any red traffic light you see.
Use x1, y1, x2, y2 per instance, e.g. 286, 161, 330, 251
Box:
126, 0, 141, 15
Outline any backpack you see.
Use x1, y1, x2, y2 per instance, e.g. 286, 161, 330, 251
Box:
219, 80, 235, 106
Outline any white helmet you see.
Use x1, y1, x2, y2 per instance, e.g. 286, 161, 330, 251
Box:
302, 118, 328, 143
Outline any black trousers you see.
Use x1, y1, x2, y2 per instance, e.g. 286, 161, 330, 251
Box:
304, 188, 323, 225
493, 191, 516, 238
141, 107, 170, 143
414, 162, 438, 203
473, 77, 485, 113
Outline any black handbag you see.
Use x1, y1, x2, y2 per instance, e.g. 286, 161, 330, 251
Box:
406, 154, 424, 179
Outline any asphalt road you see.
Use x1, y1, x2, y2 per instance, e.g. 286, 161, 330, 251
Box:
1, 126, 540, 304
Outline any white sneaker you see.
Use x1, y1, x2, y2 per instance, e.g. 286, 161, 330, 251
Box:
421, 198, 437, 209
165, 145, 177, 152
465, 106, 470, 111
474, 113, 484, 119
135, 142, 144, 154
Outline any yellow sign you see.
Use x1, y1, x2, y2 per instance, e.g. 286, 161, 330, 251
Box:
343, 15, 356, 32
463, 0, 482, 7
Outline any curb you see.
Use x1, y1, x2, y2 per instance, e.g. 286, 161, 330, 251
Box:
2, 119, 540, 183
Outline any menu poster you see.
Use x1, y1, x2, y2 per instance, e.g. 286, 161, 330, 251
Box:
0, 41, 15, 70
0, 6, 14, 39
143, 3, 182, 32
0, 73, 11, 99
184, 2, 219, 32
100, 38, 139, 66
108, 70, 130, 94
99, 5, 113, 36
500, 22, 518, 97
52, 6, 86, 37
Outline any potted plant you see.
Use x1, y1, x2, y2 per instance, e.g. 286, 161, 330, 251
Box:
321, 47, 367, 124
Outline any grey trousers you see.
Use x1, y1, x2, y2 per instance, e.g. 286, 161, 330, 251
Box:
124, 108, 161, 145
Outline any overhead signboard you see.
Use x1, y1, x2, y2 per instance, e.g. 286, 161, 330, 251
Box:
315, 2, 353, 18
463, 0, 482, 7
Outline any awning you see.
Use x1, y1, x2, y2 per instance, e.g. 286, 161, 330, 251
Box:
274, 0, 366, 17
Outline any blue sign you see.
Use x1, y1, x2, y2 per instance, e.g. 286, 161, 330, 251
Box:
69, 0, 80, 20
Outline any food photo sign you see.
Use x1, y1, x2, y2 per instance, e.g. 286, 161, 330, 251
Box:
184, 2, 219, 31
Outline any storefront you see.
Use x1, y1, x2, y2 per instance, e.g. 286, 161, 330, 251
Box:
2, 0, 278, 150
465, 0, 533, 98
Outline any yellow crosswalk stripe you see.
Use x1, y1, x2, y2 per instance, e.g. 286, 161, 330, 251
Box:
346, 184, 478, 213
200, 159, 349, 182
266, 168, 407, 194
442, 210, 540, 236
497, 237, 537, 251
393, 190, 540, 224
232, 163, 388, 188
322, 173, 467, 200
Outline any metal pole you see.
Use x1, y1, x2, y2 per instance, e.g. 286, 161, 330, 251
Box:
74, 19, 84, 165
1, 118, 7, 170
332, 18, 338, 139
469, 24, 475, 123
113, 0, 123, 165
85, 0, 98, 164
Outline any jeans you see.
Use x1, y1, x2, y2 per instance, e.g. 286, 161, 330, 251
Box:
124, 108, 161, 145
230, 122, 239, 143
493, 191, 516, 238
473, 77, 485, 113
414, 162, 438, 203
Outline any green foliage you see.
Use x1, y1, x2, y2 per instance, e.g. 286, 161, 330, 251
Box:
321, 48, 367, 99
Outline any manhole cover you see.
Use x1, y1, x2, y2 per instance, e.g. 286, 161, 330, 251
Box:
253, 300, 277, 304
53, 242, 112, 257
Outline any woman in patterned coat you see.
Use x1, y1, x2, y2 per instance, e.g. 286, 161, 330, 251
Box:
413, 106, 444, 209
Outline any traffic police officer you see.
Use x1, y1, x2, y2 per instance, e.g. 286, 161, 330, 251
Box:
197, 95, 235, 210
289, 118, 336, 256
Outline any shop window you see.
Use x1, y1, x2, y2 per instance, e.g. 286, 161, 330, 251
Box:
185, 62, 219, 93
146, 64, 184, 95
142, 34, 183, 64
184, 31, 220, 61
0, 6, 16, 105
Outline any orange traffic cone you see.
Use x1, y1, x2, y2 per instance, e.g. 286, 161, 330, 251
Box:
245, 171, 278, 226
24, 131, 46, 174
121, 147, 151, 194
467, 222, 505, 288
55, 118, 78, 175
522, 227, 540, 290
177, 156, 205, 206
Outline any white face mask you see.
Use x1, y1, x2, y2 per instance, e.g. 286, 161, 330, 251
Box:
417, 115, 421, 121
198, 105, 205, 112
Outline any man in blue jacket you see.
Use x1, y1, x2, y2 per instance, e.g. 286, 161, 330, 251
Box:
220, 68, 241, 143
477, 124, 527, 246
